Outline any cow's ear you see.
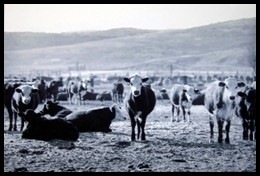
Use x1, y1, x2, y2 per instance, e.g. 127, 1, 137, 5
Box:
238, 82, 246, 87
218, 82, 225, 87
123, 78, 130, 83
32, 88, 38, 93
142, 78, 149, 83
194, 89, 200, 94
237, 92, 246, 97
15, 88, 22, 93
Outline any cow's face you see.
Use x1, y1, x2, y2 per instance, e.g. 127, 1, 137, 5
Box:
15, 85, 38, 105
182, 85, 200, 102
111, 104, 127, 121
219, 78, 245, 101
124, 75, 149, 97
237, 87, 256, 117
41, 101, 59, 116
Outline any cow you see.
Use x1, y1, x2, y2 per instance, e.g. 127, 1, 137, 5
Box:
236, 85, 256, 141
82, 91, 99, 101
4, 82, 22, 131
37, 79, 47, 104
18, 109, 79, 141
170, 84, 200, 123
46, 78, 63, 102
112, 82, 124, 103
123, 74, 156, 141
204, 77, 246, 144
64, 104, 126, 132
56, 92, 69, 101
9, 84, 39, 131
39, 101, 73, 118
156, 88, 170, 100
96, 91, 112, 101
67, 79, 86, 105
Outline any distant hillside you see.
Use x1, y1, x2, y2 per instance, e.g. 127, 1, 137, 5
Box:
4, 18, 256, 76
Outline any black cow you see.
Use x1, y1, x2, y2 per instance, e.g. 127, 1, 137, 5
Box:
64, 104, 126, 132
19, 109, 79, 141
96, 91, 112, 101
39, 101, 73, 118
82, 91, 99, 101
46, 78, 63, 102
11, 85, 39, 131
37, 79, 47, 104
236, 86, 256, 141
124, 74, 156, 141
112, 82, 124, 103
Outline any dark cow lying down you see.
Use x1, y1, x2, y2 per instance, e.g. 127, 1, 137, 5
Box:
19, 109, 79, 141
64, 104, 126, 132
39, 101, 72, 118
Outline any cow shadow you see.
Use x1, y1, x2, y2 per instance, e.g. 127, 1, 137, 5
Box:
47, 139, 76, 150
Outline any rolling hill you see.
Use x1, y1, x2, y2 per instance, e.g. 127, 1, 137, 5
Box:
4, 18, 256, 76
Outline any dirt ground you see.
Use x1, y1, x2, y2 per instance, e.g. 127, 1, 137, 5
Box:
4, 100, 256, 172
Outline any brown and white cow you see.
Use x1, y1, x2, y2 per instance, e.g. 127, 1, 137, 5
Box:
170, 84, 200, 123
204, 77, 245, 144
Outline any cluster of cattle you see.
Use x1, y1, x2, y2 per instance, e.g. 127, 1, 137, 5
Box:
4, 74, 256, 144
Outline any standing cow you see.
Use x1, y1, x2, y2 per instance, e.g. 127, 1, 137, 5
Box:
112, 82, 124, 103
67, 79, 86, 105
11, 85, 39, 131
124, 74, 156, 141
204, 77, 245, 144
46, 78, 63, 102
170, 84, 200, 122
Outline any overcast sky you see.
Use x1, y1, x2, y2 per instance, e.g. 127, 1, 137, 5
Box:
4, 4, 256, 33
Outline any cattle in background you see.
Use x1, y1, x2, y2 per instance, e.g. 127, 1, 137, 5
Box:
46, 78, 63, 102
96, 91, 112, 101
112, 82, 124, 103
56, 92, 69, 101
4, 82, 22, 131
37, 79, 47, 104
19, 109, 79, 141
11, 85, 39, 131
39, 101, 72, 118
156, 88, 170, 100
65, 104, 126, 132
124, 74, 156, 141
236, 85, 256, 141
170, 84, 200, 122
82, 91, 99, 101
67, 79, 87, 105
204, 78, 246, 144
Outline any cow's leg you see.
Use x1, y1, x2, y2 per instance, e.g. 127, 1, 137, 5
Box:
130, 115, 136, 141
20, 116, 25, 132
182, 106, 186, 122
13, 111, 18, 131
171, 104, 175, 122
187, 110, 191, 123
7, 108, 13, 131
140, 117, 146, 141
225, 120, 231, 144
176, 107, 180, 122
209, 113, 214, 143
242, 119, 249, 140
217, 119, 224, 143
136, 118, 141, 140
249, 120, 255, 141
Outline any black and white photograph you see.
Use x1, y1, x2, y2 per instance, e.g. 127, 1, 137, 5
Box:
4, 4, 256, 172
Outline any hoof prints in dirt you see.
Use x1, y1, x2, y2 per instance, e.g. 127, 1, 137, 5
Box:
128, 163, 152, 172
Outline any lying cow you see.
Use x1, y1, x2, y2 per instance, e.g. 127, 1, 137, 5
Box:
169, 84, 200, 122
236, 85, 256, 141
204, 77, 245, 144
39, 101, 72, 118
19, 109, 79, 141
64, 104, 126, 132
11, 85, 39, 131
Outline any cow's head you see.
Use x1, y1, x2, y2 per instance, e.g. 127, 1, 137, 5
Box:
110, 103, 127, 121
181, 85, 200, 103
237, 87, 256, 118
15, 85, 38, 105
18, 109, 40, 123
40, 101, 59, 116
124, 74, 149, 97
218, 78, 245, 101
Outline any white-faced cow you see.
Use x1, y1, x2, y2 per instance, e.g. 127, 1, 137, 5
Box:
19, 109, 79, 141
170, 84, 200, 123
123, 74, 156, 141
204, 77, 246, 144
39, 101, 73, 118
235, 85, 256, 141
64, 104, 126, 132
11, 85, 39, 131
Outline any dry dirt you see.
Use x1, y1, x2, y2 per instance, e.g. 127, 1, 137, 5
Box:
4, 100, 256, 172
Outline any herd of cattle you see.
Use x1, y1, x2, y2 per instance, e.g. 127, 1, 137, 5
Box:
4, 74, 256, 144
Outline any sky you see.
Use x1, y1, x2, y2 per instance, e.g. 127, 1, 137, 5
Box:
4, 4, 256, 33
